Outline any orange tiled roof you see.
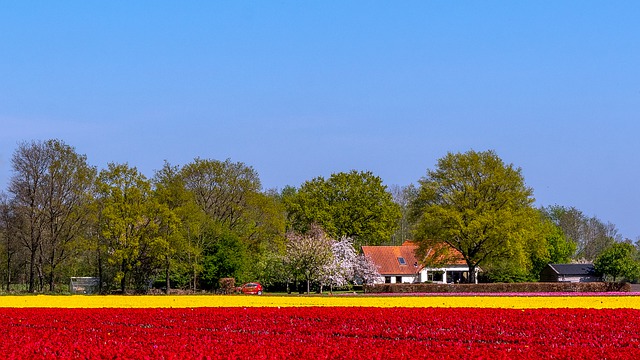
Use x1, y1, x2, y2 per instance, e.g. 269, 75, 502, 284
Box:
362, 242, 466, 275
361, 245, 421, 275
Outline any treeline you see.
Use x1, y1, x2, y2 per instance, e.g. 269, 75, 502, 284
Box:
0, 140, 636, 293
0, 140, 398, 293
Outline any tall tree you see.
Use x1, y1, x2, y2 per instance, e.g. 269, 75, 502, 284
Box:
9, 140, 49, 292
40, 140, 96, 291
152, 162, 190, 294
541, 205, 617, 261
180, 158, 261, 231
411, 150, 536, 284
389, 184, 419, 245
179, 158, 283, 287
484, 210, 576, 282
285, 170, 400, 248
96, 163, 163, 292
0, 193, 22, 291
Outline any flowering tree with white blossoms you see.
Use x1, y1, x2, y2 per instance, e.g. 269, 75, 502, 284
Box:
284, 226, 381, 294
284, 224, 333, 294
320, 236, 357, 293
353, 254, 381, 288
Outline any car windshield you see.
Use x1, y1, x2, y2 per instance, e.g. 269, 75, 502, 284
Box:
245, 284, 257, 288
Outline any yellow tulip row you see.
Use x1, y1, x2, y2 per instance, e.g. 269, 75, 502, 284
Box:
0, 294, 638, 309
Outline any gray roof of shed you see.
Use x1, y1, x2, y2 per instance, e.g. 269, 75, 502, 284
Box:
547, 264, 596, 276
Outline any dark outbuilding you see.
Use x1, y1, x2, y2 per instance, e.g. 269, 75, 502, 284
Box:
539, 263, 602, 283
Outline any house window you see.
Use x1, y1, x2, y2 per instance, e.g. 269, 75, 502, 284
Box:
428, 271, 444, 282
396, 276, 402, 283
384, 276, 391, 283
397, 257, 406, 265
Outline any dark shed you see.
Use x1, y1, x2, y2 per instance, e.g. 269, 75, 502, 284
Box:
540, 264, 602, 283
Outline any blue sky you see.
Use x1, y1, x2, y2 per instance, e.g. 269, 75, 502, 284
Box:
1, 2, 639, 238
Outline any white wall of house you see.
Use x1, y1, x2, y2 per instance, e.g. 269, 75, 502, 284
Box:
418, 265, 475, 284
374, 265, 477, 285
376, 275, 418, 284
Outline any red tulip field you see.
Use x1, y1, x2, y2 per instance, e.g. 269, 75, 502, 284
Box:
1, 306, 639, 359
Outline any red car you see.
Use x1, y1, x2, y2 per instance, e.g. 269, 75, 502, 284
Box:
240, 282, 263, 295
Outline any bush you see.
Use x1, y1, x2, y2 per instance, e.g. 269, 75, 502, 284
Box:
218, 278, 236, 294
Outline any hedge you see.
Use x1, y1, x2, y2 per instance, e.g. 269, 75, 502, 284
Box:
364, 282, 631, 293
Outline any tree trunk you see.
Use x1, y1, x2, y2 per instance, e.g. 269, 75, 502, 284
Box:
48, 268, 55, 292
98, 249, 103, 294
6, 249, 11, 292
165, 257, 170, 295
468, 263, 477, 284
120, 259, 127, 292
192, 267, 197, 291
28, 248, 36, 293
37, 259, 45, 292
48, 248, 56, 292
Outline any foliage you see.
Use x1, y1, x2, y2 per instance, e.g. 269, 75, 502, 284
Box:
179, 158, 285, 289
285, 170, 400, 247
7, 139, 97, 292
200, 231, 248, 289
594, 242, 640, 282
180, 158, 261, 231
0, 139, 635, 292
411, 150, 536, 283
542, 205, 618, 261
485, 210, 577, 282
254, 249, 288, 289
389, 184, 419, 245
96, 163, 165, 291
152, 161, 196, 293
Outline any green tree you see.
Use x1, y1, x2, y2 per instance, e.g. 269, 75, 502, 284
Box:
40, 140, 96, 292
594, 242, 640, 282
180, 158, 285, 286
486, 211, 576, 282
180, 158, 261, 231
240, 190, 287, 277
285, 170, 400, 248
96, 163, 164, 292
411, 150, 536, 283
152, 162, 193, 293
200, 230, 247, 290
541, 205, 617, 261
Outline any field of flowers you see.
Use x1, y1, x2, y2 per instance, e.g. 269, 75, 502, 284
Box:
1, 295, 639, 359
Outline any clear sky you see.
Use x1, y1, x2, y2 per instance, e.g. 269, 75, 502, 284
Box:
1, 2, 639, 238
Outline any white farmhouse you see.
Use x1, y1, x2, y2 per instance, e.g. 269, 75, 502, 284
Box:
362, 241, 477, 284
